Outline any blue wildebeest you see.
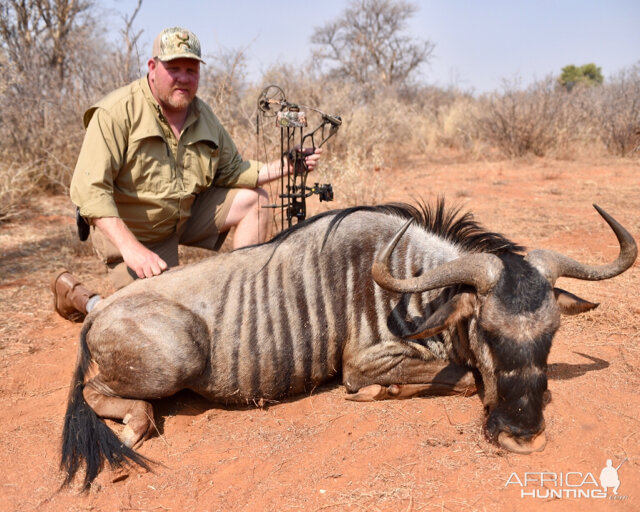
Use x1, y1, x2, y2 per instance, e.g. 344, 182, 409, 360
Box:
61, 201, 637, 488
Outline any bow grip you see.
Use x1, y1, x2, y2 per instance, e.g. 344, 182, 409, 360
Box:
289, 147, 315, 176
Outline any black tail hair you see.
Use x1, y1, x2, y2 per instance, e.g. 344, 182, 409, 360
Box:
60, 322, 151, 490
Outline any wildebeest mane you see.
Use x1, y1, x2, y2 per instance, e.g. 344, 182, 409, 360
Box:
268, 198, 523, 256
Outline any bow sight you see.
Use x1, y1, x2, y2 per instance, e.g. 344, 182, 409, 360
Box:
257, 85, 341, 229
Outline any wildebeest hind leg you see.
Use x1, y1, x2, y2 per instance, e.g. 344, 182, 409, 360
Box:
343, 343, 476, 401
83, 382, 155, 448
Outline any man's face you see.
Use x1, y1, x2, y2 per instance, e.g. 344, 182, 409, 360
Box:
148, 57, 200, 114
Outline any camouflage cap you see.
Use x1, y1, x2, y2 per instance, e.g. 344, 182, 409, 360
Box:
152, 27, 206, 64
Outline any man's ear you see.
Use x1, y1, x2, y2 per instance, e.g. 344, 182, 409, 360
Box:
147, 57, 158, 75
554, 287, 599, 315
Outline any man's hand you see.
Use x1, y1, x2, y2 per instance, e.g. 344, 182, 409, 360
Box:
93, 217, 168, 279
120, 242, 168, 279
303, 147, 323, 172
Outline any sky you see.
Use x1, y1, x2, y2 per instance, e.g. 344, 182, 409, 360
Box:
102, 0, 640, 94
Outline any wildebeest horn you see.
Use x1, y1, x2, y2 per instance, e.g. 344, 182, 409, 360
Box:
372, 219, 503, 294
525, 205, 637, 285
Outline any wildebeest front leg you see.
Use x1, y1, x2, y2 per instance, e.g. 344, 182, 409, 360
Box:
342, 341, 476, 401
83, 382, 155, 448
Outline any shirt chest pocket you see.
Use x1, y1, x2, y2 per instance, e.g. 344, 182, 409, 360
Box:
120, 137, 174, 195
188, 142, 219, 192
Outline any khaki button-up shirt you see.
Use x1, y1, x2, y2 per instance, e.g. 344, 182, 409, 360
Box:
71, 76, 261, 243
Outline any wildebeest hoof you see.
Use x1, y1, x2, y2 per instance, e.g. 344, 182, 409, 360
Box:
120, 423, 152, 449
345, 384, 388, 401
345, 384, 407, 401
387, 384, 401, 396
120, 405, 154, 448
120, 424, 138, 448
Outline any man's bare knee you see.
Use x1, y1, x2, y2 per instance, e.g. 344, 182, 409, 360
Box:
224, 188, 267, 226
225, 187, 271, 247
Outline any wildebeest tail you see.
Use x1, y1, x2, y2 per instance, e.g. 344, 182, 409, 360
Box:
60, 322, 151, 490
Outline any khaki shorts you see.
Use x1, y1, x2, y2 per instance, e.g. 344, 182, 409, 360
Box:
91, 187, 239, 290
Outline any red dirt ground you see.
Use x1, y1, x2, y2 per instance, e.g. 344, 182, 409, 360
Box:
1, 157, 639, 511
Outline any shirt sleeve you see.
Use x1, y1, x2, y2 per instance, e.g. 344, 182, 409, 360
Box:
70, 108, 128, 220
210, 121, 261, 188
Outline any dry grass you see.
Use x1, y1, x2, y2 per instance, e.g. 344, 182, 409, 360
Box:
0, 161, 39, 222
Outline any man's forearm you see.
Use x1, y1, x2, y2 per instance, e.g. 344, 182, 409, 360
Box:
93, 217, 145, 255
257, 158, 290, 186
256, 148, 323, 186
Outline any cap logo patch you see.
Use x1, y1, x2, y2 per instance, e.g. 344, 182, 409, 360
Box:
177, 33, 190, 49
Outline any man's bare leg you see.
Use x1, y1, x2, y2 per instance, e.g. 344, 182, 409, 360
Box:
223, 187, 271, 248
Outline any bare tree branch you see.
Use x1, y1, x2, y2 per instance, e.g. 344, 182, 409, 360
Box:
311, 0, 434, 92
118, 0, 144, 83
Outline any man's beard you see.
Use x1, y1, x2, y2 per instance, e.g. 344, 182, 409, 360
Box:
160, 87, 194, 113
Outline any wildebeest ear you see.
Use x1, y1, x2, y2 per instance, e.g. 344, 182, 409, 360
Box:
407, 292, 476, 339
554, 287, 599, 315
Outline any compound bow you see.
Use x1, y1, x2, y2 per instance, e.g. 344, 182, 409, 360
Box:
257, 85, 341, 230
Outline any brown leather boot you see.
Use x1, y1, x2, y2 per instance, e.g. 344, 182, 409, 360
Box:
51, 270, 97, 322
